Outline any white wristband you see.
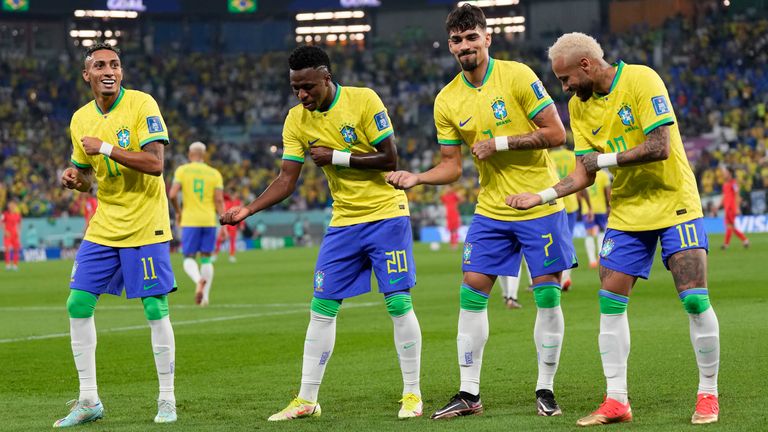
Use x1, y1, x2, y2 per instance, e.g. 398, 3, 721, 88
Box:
597, 152, 619, 168
99, 142, 114, 157
331, 150, 351, 167
536, 187, 558, 204
494, 136, 509, 151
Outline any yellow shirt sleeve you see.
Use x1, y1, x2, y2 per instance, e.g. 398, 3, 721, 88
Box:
69, 120, 90, 168
135, 95, 170, 148
362, 89, 394, 146
434, 96, 462, 145
214, 169, 224, 189
514, 63, 554, 120
172, 165, 184, 184
281, 109, 306, 163
633, 67, 675, 135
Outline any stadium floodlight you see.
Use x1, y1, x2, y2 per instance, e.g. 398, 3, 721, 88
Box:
295, 10, 365, 21
503, 25, 524, 33
295, 24, 370, 35
486, 16, 524, 25
73, 9, 139, 19
458, 0, 520, 6
70, 30, 99, 38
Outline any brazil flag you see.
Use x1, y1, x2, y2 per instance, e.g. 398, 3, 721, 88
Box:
2, 0, 29, 12
228, 0, 257, 13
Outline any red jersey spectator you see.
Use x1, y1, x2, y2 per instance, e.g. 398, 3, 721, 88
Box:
2, 200, 22, 270
440, 187, 462, 249
216, 193, 242, 262
721, 167, 749, 249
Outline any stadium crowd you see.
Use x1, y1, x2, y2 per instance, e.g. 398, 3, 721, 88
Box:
1, 11, 766, 218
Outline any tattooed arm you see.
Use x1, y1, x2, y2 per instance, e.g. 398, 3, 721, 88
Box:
617, 125, 671, 166
471, 104, 566, 159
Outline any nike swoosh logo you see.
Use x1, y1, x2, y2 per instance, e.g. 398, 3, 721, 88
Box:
459, 117, 472, 127
543, 257, 560, 267
143, 282, 159, 290
308, 139, 319, 146
389, 276, 406, 284
403, 342, 416, 350
73, 352, 83, 358
591, 126, 602, 135
541, 344, 559, 349
698, 347, 716, 354
599, 351, 609, 355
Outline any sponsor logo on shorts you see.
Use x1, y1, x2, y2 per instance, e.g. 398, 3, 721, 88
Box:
600, 238, 615, 258
463, 242, 473, 263
144, 282, 159, 291
389, 276, 406, 285
543, 257, 560, 267
314, 270, 325, 292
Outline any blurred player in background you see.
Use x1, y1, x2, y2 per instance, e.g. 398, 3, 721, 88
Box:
581, 169, 611, 268
79, 191, 98, 233
215, 192, 242, 262
720, 166, 748, 249
387, 4, 574, 419
441, 185, 463, 249
2, 199, 21, 271
221, 45, 424, 421
508, 32, 720, 426
57, 43, 177, 426
169, 141, 225, 306
548, 145, 583, 289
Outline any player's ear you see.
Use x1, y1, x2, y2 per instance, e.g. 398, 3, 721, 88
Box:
82, 68, 90, 83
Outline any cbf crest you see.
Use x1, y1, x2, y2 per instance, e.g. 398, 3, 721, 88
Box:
116, 126, 131, 148
491, 97, 507, 120
314, 270, 325, 292
339, 124, 358, 146
463, 242, 473, 264
617, 103, 635, 127
599, 238, 615, 258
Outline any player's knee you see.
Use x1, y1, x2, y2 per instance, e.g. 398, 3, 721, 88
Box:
460, 283, 489, 311
385, 292, 413, 317
598, 289, 629, 314
142, 295, 169, 320
532, 283, 561, 308
680, 289, 711, 314
66, 289, 98, 318
310, 297, 342, 318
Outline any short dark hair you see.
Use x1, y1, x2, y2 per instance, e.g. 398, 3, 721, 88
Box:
84, 42, 120, 61
446, 4, 487, 34
288, 45, 332, 74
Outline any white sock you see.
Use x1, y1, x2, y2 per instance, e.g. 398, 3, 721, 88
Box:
298, 312, 336, 403
183, 258, 201, 284
457, 309, 489, 396
499, 276, 520, 300
690, 307, 720, 396
585, 236, 597, 264
534, 306, 564, 391
200, 263, 214, 302
597, 232, 606, 252
149, 316, 176, 402
392, 310, 422, 397
600, 313, 630, 404
70, 317, 99, 404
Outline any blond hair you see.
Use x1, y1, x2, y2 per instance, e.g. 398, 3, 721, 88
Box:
189, 141, 206, 152
548, 32, 604, 63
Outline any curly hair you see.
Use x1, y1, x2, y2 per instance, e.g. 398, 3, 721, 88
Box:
84, 42, 120, 61
288, 45, 332, 74
445, 4, 487, 35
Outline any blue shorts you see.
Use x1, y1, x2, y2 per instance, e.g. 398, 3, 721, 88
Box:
314, 216, 416, 300
566, 211, 578, 237
462, 211, 577, 279
599, 218, 709, 279
586, 213, 608, 231
70, 240, 177, 299
181, 227, 217, 255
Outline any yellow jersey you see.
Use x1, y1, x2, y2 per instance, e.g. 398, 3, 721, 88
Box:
434, 58, 563, 221
571, 61, 702, 231
548, 147, 580, 213
282, 84, 409, 227
581, 170, 610, 215
70, 87, 172, 247
173, 162, 223, 227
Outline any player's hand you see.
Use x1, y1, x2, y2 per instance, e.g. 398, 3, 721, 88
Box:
582, 152, 600, 173
81, 136, 104, 156
585, 210, 595, 223
309, 146, 334, 167
386, 170, 420, 190
471, 138, 497, 160
505, 192, 542, 210
61, 167, 83, 189
220, 206, 251, 225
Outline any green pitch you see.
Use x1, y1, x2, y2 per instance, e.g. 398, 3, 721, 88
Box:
1, 234, 765, 431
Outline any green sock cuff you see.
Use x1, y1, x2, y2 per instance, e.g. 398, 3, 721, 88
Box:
599, 290, 629, 314
142, 295, 169, 320
460, 284, 489, 311
680, 290, 711, 314
311, 297, 342, 317
66, 289, 98, 318
200, 256, 212, 264
532, 283, 561, 308
385, 293, 413, 317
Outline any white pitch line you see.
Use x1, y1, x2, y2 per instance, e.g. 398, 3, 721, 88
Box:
0, 303, 313, 312
0, 301, 379, 344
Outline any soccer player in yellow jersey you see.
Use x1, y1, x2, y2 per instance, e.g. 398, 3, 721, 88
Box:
507, 33, 720, 426
220, 45, 424, 420
387, 5, 575, 418
580, 169, 611, 268
169, 141, 224, 306
56, 44, 177, 426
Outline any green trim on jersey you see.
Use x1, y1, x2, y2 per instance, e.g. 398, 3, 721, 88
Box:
528, 99, 554, 120
320, 83, 342, 112
71, 159, 91, 168
282, 154, 305, 163
438, 139, 463, 145
370, 130, 394, 146
643, 117, 674, 135
461, 57, 495, 89
140, 136, 169, 148
94, 86, 125, 115
575, 149, 596, 156
607, 60, 625, 94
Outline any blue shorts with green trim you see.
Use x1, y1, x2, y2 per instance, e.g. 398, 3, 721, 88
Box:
462, 211, 577, 278
313, 217, 415, 300
599, 218, 709, 279
70, 240, 177, 299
